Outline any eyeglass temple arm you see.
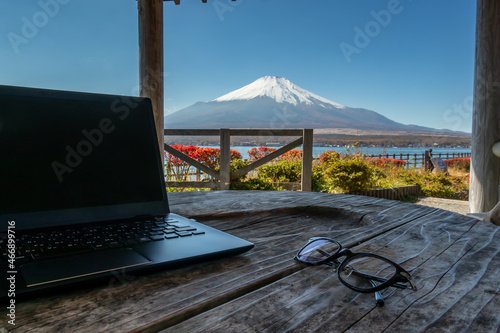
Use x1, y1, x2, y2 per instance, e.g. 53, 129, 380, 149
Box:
350, 270, 408, 289
369, 280, 385, 307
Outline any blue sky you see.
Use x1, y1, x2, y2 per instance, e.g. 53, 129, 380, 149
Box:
1, 0, 476, 133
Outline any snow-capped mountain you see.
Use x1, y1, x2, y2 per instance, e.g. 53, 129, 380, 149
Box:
213, 76, 345, 109
164, 76, 459, 134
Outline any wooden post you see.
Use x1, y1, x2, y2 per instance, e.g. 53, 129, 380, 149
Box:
138, 0, 164, 159
301, 129, 313, 192
220, 128, 231, 190
470, 0, 500, 213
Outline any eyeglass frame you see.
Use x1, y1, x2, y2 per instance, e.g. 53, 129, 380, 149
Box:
294, 237, 417, 294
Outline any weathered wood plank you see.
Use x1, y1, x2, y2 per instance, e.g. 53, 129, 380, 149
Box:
165, 181, 219, 189
229, 129, 303, 136
2, 192, 495, 333
0, 210, 366, 331
163, 199, 500, 333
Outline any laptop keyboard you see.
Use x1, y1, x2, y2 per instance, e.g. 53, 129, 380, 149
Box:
0, 217, 205, 264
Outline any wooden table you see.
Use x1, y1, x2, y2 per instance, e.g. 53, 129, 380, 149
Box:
1, 191, 499, 332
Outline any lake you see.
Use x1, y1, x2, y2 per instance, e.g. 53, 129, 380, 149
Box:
205, 146, 471, 161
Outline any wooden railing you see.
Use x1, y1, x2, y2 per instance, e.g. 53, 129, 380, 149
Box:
164, 129, 313, 191
367, 152, 471, 169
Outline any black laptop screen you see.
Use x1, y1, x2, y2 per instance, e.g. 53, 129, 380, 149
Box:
0, 86, 168, 228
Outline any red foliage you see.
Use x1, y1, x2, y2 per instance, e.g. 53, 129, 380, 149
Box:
230, 149, 243, 161
444, 157, 470, 171
367, 158, 406, 167
279, 150, 302, 160
165, 145, 242, 167
317, 151, 339, 165
165, 145, 199, 165
248, 147, 277, 162
248, 147, 303, 162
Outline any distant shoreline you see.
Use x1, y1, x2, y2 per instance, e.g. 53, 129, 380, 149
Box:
312, 128, 471, 137
165, 132, 471, 150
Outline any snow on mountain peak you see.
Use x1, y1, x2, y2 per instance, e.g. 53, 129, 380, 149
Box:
212, 76, 345, 109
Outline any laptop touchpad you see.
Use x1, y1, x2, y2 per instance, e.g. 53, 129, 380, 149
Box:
20, 248, 151, 288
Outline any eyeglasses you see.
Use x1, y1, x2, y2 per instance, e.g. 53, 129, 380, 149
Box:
294, 237, 417, 306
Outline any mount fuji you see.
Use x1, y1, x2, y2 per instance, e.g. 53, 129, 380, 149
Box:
164, 76, 458, 134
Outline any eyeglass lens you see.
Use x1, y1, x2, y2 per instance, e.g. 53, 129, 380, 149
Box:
339, 256, 397, 291
297, 239, 340, 264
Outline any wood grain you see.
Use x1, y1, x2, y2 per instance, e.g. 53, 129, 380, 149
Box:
1, 192, 497, 333
164, 197, 499, 333
138, 0, 164, 158
301, 129, 313, 192
470, 0, 500, 212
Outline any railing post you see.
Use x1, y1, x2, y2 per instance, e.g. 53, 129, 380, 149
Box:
301, 129, 313, 192
220, 128, 231, 190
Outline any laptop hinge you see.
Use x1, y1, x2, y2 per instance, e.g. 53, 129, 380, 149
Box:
133, 214, 165, 221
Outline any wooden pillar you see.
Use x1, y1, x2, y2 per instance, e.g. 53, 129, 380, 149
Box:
301, 129, 313, 192
220, 129, 231, 190
470, 0, 500, 213
138, 0, 164, 158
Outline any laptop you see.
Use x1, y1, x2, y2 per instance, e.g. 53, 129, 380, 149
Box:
0, 85, 254, 300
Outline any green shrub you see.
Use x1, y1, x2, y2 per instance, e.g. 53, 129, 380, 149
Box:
166, 187, 213, 192
311, 167, 328, 192
382, 168, 468, 199
317, 151, 340, 166
323, 157, 378, 192
257, 160, 302, 183
229, 158, 282, 190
